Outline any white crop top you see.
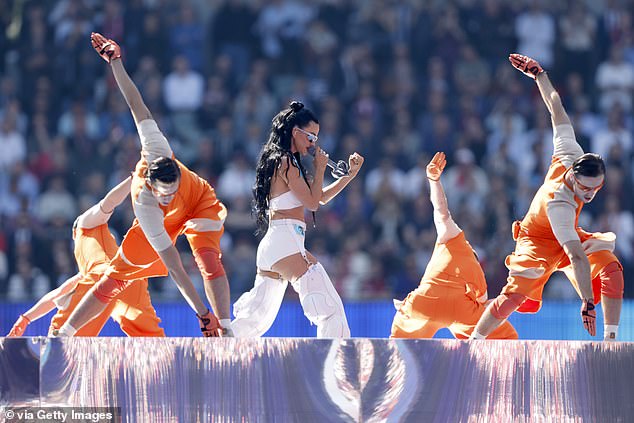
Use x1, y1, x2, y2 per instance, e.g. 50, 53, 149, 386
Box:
269, 190, 303, 211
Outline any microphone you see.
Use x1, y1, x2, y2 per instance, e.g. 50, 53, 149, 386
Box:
308, 146, 349, 179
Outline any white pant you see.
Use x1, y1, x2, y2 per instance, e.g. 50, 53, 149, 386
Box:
232, 263, 350, 338
231, 275, 288, 337
256, 219, 307, 271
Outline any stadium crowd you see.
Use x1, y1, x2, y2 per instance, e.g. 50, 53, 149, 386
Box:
0, 0, 632, 304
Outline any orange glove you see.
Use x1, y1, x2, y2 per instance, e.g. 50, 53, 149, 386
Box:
7, 314, 31, 337
91, 32, 121, 63
509, 53, 543, 79
426, 152, 447, 181
196, 310, 221, 337
581, 299, 596, 336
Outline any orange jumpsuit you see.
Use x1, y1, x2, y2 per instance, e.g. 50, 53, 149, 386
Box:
391, 232, 518, 339
515, 226, 622, 313
104, 120, 227, 283
503, 123, 621, 313
49, 221, 164, 336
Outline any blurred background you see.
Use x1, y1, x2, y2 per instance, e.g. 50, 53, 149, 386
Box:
0, 0, 633, 338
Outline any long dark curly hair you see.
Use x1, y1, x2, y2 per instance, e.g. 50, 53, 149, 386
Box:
253, 101, 319, 232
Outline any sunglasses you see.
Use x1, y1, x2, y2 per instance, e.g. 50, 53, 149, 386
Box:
148, 180, 179, 197
572, 174, 604, 193
295, 127, 318, 143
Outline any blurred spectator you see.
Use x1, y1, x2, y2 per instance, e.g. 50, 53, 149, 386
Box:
210, 115, 238, 164
400, 194, 434, 266
515, 110, 552, 184
563, 72, 597, 144
57, 101, 100, 163
138, 12, 169, 71
444, 148, 490, 216
49, 0, 92, 45
469, 0, 516, 66
423, 56, 450, 97
558, 4, 597, 83
392, 112, 422, 167
304, 19, 338, 60
621, 13, 634, 66
0, 162, 39, 221
515, 1, 555, 68
485, 97, 526, 142
0, 116, 26, 172
596, 194, 634, 266
595, 45, 634, 113
418, 90, 448, 139
597, 0, 630, 48
76, 170, 106, 213
458, 114, 488, 164
365, 157, 406, 200
163, 56, 204, 113
403, 154, 431, 201
98, 91, 136, 137
163, 55, 204, 144
18, 5, 51, 100
58, 100, 99, 137
222, 232, 257, 295
97, 0, 125, 43
254, 0, 316, 68
216, 150, 255, 204
232, 73, 277, 136
35, 175, 77, 225
169, 3, 205, 72
591, 104, 632, 160
210, 0, 257, 84
312, 109, 340, 155
199, 75, 230, 131
423, 113, 455, 156
431, 5, 466, 65
340, 238, 372, 300
6, 257, 50, 301
2, 98, 26, 133
453, 44, 490, 98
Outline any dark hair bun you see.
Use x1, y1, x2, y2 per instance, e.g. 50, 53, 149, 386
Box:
289, 101, 304, 112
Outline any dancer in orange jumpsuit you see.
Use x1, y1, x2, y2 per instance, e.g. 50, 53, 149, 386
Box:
8, 177, 164, 337
471, 54, 623, 340
55, 33, 229, 337
391, 152, 517, 339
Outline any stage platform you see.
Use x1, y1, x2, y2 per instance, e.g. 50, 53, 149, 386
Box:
1, 338, 633, 422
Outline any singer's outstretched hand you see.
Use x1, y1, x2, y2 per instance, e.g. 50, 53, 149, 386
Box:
348, 153, 364, 177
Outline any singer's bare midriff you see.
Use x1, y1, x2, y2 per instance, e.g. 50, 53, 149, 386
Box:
270, 206, 305, 222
